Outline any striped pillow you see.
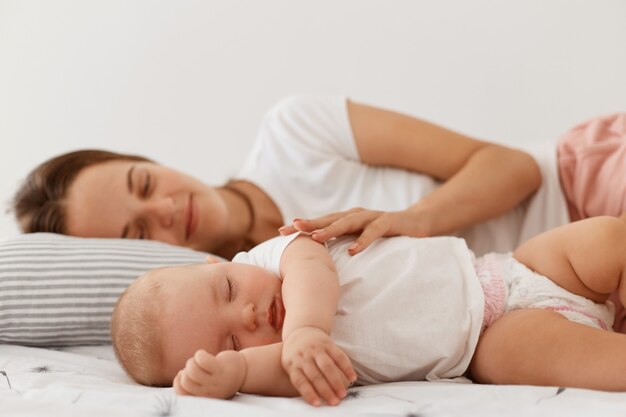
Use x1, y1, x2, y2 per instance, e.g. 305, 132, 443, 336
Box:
0, 233, 212, 347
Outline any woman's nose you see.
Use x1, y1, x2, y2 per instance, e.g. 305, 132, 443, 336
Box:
241, 303, 258, 331
139, 197, 175, 228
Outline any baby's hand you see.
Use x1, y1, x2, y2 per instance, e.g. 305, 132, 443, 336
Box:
173, 349, 246, 399
282, 326, 357, 407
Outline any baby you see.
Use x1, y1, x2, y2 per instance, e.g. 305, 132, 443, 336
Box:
112, 216, 626, 407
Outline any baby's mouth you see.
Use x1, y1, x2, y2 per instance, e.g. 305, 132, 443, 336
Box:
268, 296, 285, 332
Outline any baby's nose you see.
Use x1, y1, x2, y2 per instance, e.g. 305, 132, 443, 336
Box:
242, 303, 258, 331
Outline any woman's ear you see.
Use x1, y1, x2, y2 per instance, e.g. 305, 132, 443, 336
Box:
205, 255, 221, 264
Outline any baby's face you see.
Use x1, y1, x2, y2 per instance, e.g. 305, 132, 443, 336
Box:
154, 261, 284, 381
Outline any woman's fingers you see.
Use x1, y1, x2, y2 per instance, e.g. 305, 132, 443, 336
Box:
280, 208, 428, 255
346, 216, 391, 254
278, 224, 298, 235
278, 209, 364, 235
310, 211, 378, 242
298, 209, 363, 231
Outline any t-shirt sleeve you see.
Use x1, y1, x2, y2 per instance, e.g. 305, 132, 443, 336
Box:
234, 95, 364, 223
231, 233, 303, 278
237, 95, 359, 179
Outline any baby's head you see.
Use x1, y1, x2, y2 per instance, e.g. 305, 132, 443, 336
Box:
111, 260, 285, 386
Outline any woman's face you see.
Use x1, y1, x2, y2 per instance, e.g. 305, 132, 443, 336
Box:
65, 160, 229, 253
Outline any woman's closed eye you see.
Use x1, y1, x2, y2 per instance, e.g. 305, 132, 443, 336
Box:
136, 223, 150, 240
142, 173, 152, 197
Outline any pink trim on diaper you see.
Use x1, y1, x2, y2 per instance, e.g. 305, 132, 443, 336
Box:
473, 254, 506, 332
545, 306, 609, 331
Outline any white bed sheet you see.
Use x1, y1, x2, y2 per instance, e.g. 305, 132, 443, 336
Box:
1, 343, 625, 417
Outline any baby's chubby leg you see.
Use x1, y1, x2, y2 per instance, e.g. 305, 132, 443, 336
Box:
470, 216, 626, 390
512, 216, 626, 306
469, 308, 626, 390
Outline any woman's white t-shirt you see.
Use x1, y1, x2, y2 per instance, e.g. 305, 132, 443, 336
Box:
233, 233, 484, 385
236, 95, 569, 255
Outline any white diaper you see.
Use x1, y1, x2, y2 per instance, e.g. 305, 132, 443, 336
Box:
475, 252, 615, 332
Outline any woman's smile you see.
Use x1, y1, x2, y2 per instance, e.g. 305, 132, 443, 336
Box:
185, 194, 199, 240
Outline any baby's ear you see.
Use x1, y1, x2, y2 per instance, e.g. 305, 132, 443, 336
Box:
205, 255, 221, 264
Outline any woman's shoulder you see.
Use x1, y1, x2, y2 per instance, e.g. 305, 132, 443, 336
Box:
252, 93, 356, 158
262, 94, 348, 126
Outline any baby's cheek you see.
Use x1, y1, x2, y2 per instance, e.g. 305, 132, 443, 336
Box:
247, 333, 282, 349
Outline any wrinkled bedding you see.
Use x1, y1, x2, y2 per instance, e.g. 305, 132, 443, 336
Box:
2, 344, 625, 417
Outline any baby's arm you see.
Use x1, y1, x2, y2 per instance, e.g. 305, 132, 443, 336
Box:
279, 235, 339, 337
279, 235, 357, 404
174, 339, 351, 403
175, 235, 354, 406
174, 343, 300, 399
175, 337, 353, 406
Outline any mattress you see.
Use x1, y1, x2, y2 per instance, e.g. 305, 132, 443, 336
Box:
2, 344, 625, 417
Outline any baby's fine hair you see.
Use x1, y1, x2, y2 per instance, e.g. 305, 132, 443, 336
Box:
111, 270, 167, 387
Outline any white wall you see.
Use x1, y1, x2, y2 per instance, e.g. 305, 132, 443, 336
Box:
1, 0, 625, 237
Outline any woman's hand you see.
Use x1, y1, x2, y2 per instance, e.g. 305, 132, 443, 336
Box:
174, 349, 247, 399
282, 326, 356, 406
279, 207, 431, 255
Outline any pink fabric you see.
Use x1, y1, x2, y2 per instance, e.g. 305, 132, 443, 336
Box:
473, 254, 506, 332
557, 113, 626, 221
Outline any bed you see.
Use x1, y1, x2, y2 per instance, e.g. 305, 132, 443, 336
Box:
3, 343, 625, 417
2, 231, 626, 417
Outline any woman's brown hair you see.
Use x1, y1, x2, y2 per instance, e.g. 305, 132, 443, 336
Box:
12, 149, 151, 234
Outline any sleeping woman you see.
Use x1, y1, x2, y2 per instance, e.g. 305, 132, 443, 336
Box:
12, 96, 626, 324
12, 95, 542, 259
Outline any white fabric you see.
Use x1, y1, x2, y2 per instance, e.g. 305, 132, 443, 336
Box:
234, 234, 484, 385
236, 95, 570, 255
5, 345, 626, 417
232, 232, 302, 277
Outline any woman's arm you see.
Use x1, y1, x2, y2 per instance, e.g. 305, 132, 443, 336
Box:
349, 100, 541, 228
281, 100, 542, 254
